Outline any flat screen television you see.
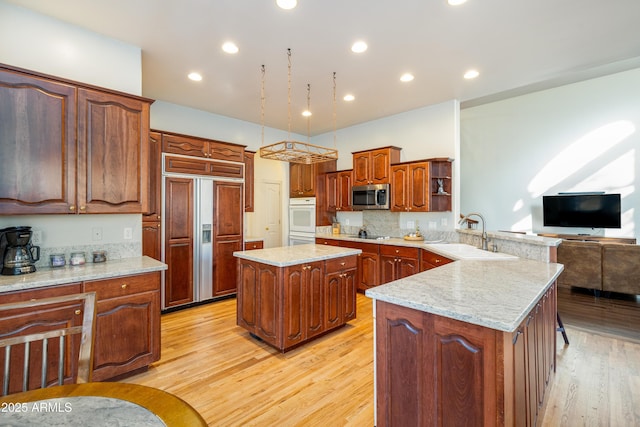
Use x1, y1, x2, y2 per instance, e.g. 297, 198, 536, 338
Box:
542, 193, 621, 228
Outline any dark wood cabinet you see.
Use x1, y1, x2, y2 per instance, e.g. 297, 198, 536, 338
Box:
161, 132, 244, 162
428, 158, 453, 212
0, 273, 161, 385
290, 163, 316, 197
375, 283, 557, 426
245, 240, 264, 250
420, 248, 454, 271
164, 155, 243, 178
244, 150, 255, 212
326, 170, 353, 212
144, 131, 162, 221
352, 147, 401, 186
213, 181, 243, 297
77, 88, 150, 214
380, 245, 420, 284
0, 67, 77, 214
142, 222, 161, 260
390, 161, 429, 212
163, 177, 194, 308
83, 272, 160, 381
331, 240, 380, 291
0, 65, 152, 215
237, 255, 358, 352
0, 284, 83, 393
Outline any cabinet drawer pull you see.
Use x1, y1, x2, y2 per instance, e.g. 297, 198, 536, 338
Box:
75, 309, 81, 315
80, 206, 86, 211
340, 262, 346, 266
435, 259, 441, 263
121, 284, 128, 289
69, 205, 76, 211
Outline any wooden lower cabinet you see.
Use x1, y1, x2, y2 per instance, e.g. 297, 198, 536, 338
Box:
82, 272, 161, 381
379, 245, 420, 284
374, 283, 557, 426
142, 221, 161, 260
0, 272, 160, 385
245, 240, 264, 250
237, 255, 357, 352
420, 248, 454, 271
0, 284, 83, 394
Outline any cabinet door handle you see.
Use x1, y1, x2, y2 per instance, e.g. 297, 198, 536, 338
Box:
512, 330, 522, 345
435, 259, 441, 263
79, 206, 86, 211
121, 283, 128, 289
75, 309, 81, 315
340, 262, 346, 266
69, 205, 76, 211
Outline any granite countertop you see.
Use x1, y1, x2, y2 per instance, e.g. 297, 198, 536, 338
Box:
365, 258, 564, 333
315, 233, 520, 260
233, 244, 361, 267
0, 256, 167, 293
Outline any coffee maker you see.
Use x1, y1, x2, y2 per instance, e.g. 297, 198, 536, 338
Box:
0, 226, 41, 275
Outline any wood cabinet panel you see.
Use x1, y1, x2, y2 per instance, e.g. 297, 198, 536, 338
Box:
214, 181, 243, 237
256, 264, 280, 347
142, 221, 161, 260
244, 151, 255, 211
90, 288, 160, 381
0, 68, 77, 214
77, 88, 149, 214
164, 177, 194, 308
144, 131, 162, 220
290, 163, 316, 197
352, 147, 401, 186
245, 240, 264, 250
379, 245, 420, 284
0, 284, 83, 393
161, 132, 244, 162
420, 249, 454, 271
213, 238, 242, 297
428, 159, 453, 212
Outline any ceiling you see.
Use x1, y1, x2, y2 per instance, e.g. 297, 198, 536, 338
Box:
7, 0, 640, 136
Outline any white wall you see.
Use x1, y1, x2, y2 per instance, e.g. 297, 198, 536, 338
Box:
312, 101, 460, 232
461, 68, 640, 241
0, 2, 144, 253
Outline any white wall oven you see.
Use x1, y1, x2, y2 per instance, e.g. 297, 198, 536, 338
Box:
289, 197, 316, 245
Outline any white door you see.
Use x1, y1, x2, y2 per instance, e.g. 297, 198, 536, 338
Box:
260, 181, 282, 248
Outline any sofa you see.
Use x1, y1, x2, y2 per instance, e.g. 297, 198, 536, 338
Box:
557, 240, 640, 296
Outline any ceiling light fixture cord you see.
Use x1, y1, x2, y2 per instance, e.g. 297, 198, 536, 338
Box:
260, 64, 266, 146
333, 71, 337, 150
306, 83, 311, 142
287, 48, 292, 141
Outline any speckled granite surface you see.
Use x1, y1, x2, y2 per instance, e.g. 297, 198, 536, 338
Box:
1, 396, 166, 426
0, 256, 167, 293
365, 259, 564, 332
233, 244, 361, 267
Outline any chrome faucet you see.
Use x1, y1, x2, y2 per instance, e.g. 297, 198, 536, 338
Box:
459, 212, 488, 251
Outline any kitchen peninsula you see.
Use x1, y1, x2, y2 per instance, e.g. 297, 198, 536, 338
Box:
234, 244, 361, 352
366, 258, 564, 427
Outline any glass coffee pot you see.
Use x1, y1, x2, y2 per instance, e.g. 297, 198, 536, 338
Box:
0, 226, 40, 275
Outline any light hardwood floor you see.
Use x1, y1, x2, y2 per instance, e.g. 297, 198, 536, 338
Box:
124, 290, 640, 426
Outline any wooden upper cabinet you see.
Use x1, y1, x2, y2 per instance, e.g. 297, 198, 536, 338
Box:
325, 170, 353, 212
244, 151, 255, 212
0, 68, 77, 214
352, 147, 401, 186
390, 161, 429, 212
290, 163, 316, 197
161, 132, 244, 162
77, 88, 150, 214
145, 131, 162, 220
391, 159, 453, 213
0, 64, 153, 215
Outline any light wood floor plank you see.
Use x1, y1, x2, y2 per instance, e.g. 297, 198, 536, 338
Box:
124, 289, 640, 426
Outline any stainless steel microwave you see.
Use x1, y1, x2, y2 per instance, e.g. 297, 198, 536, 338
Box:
352, 184, 390, 210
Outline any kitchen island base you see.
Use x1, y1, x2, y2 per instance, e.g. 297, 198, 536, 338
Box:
235, 245, 360, 353
374, 282, 557, 426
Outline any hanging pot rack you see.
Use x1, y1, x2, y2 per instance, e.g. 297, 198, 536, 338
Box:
259, 49, 338, 164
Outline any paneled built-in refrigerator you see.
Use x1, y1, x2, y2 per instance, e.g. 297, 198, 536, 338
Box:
162, 174, 243, 310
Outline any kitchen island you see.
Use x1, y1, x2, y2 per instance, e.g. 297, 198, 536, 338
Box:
234, 244, 361, 352
366, 258, 564, 427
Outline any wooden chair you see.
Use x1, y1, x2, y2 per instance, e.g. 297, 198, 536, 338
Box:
0, 292, 96, 396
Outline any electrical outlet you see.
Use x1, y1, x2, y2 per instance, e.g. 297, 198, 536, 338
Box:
32, 230, 42, 244
407, 221, 415, 229
429, 221, 437, 230
345, 219, 350, 225
441, 218, 448, 226
123, 227, 133, 240
92, 227, 103, 241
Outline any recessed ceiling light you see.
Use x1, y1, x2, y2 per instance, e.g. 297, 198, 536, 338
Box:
400, 73, 414, 82
302, 110, 312, 117
222, 42, 239, 54
448, 0, 467, 5
464, 69, 479, 79
276, 0, 297, 10
351, 41, 368, 53
188, 72, 202, 82
343, 94, 355, 102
